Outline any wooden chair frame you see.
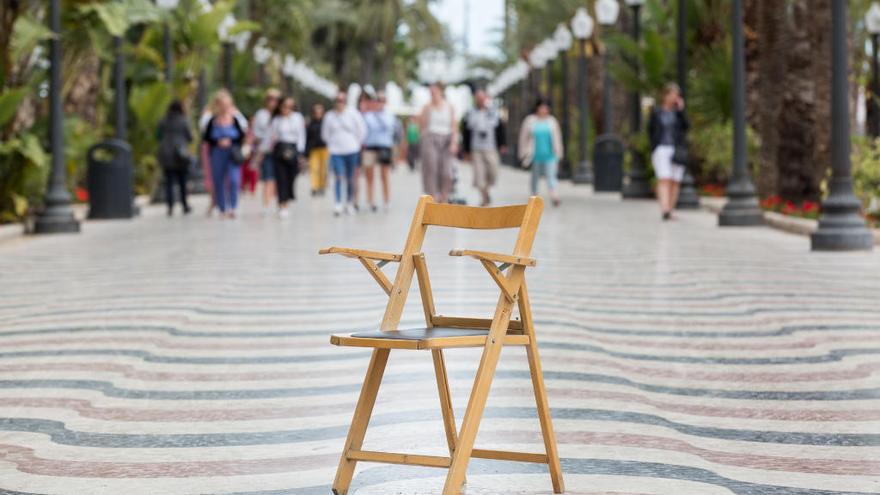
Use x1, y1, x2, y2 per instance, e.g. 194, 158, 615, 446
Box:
320, 195, 563, 495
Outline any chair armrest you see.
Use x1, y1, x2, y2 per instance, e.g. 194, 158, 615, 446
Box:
319, 247, 402, 262
448, 249, 536, 267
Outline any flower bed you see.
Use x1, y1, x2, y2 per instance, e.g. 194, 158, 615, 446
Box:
760, 196, 820, 220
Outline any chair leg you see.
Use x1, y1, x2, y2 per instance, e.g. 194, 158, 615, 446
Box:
519, 281, 565, 493
526, 341, 565, 493
332, 348, 391, 495
432, 350, 461, 462
442, 320, 508, 495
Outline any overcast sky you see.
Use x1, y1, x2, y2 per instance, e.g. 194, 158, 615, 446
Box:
429, 0, 504, 59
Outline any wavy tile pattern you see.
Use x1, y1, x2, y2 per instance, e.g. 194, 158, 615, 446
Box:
1, 169, 879, 494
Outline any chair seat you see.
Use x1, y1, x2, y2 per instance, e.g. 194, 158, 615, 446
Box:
330, 327, 530, 350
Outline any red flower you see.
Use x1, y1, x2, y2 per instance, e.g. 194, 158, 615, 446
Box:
75, 187, 89, 202
802, 201, 819, 212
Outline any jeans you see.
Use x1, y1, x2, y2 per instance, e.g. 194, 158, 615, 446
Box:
330, 152, 359, 204
164, 168, 189, 212
210, 147, 241, 212
531, 159, 558, 195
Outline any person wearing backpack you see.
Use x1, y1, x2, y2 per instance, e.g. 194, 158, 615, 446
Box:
157, 100, 193, 217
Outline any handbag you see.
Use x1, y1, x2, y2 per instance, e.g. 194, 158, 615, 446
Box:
273, 142, 297, 162
230, 144, 245, 165
672, 144, 689, 166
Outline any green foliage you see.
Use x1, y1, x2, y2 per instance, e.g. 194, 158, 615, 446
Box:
128, 82, 172, 195
851, 136, 880, 216
689, 120, 760, 184
0, 131, 47, 222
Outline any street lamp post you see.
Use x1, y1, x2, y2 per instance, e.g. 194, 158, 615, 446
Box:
253, 39, 272, 87
674, 0, 700, 209
218, 15, 235, 91
113, 35, 127, 141
594, 0, 625, 191
34, 0, 80, 234
156, 0, 178, 83
621, 0, 652, 198
718, 0, 763, 226
810, 0, 874, 251
866, 3, 880, 138
554, 24, 573, 178
596, 0, 620, 134
571, 7, 595, 184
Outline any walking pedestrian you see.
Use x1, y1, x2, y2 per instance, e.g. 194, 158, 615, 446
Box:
518, 98, 563, 207
648, 82, 689, 221
156, 100, 193, 216
322, 90, 367, 216
306, 103, 329, 196
251, 88, 280, 215
202, 90, 247, 218
270, 95, 306, 218
462, 88, 506, 206
404, 116, 420, 172
361, 90, 399, 212
419, 82, 458, 203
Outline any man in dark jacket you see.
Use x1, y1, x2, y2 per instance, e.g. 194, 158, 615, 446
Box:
157, 101, 193, 216
461, 88, 506, 206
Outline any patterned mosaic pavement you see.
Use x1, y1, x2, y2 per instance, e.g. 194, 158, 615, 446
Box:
1, 166, 879, 495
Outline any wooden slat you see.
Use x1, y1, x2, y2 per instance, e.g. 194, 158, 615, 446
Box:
413, 253, 436, 328
358, 257, 393, 296
319, 247, 402, 262
330, 335, 421, 350
449, 249, 537, 267
330, 333, 529, 350
480, 259, 516, 302
432, 316, 523, 331
347, 449, 451, 468
423, 203, 526, 229
471, 448, 548, 464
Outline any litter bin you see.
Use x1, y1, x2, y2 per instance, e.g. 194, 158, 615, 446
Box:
593, 134, 625, 192
87, 138, 134, 219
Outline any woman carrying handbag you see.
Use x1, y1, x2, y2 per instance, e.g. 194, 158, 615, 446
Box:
648, 82, 690, 221
270, 96, 306, 218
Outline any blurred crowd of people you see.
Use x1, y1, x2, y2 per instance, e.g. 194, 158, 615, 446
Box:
156, 82, 581, 219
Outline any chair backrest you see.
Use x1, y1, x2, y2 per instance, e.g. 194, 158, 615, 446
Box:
379, 195, 543, 331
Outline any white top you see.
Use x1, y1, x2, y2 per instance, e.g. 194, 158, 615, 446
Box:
252, 108, 273, 153
321, 107, 367, 155
270, 112, 306, 153
425, 102, 453, 136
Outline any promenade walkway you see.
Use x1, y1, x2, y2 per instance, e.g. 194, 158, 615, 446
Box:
1, 166, 878, 494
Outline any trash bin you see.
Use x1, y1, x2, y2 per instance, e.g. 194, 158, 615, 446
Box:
87, 138, 134, 219
593, 134, 625, 192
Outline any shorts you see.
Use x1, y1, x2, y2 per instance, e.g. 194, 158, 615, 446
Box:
260, 155, 275, 181
362, 147, 392, 168
651, 145, 685, 182
471, 149, 500, 189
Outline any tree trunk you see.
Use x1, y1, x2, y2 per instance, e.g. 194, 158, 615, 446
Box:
753, 0, 787, 198
776, 0, 819, 203
809, 0, 832, 200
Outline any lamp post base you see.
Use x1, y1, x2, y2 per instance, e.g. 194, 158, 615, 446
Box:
718, 199, 763, 226
572, 160, 593, 184
676, 171, 700, 209
810, 227, 874, 251
810, 179, 875, 251
33, 206, 80, 234
719, 179, 764, 226
622, 174, 654, 198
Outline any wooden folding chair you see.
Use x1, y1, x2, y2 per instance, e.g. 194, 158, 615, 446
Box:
320, 195, 563, 495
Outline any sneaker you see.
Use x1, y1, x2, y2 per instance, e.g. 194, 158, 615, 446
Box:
333, 203, 344, 217
370, 204, 378, 213
662, 211, 671, 221
345, 203, 356, 215
183, 205, 192, 215
279, 208, 289, 219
